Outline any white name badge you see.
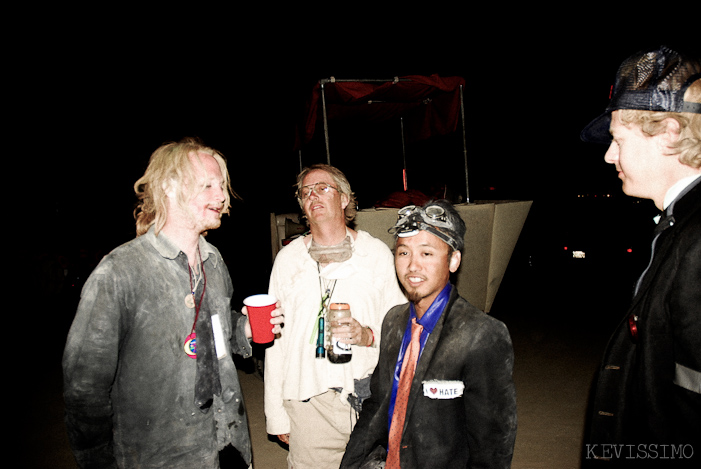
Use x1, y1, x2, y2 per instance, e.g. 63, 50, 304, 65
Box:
422, 380, 465, 399
211, 314, 228, 359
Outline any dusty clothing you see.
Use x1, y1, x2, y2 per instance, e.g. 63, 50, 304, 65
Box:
63, 227, 253, 468
341, 285, 517, 469
264, 230, 406, 459
283, 390, 356, 468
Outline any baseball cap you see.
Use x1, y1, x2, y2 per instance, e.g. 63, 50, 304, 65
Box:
581, 45, 701, 144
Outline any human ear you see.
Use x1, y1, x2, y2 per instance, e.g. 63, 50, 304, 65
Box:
449, 251, 461, 273
162, 179, 177, 199
659, 117, 682, 154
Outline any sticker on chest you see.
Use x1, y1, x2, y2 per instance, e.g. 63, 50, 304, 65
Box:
422, 380, 465, 399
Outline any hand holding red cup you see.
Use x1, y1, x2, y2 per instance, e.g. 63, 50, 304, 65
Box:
243, 294, 283, 343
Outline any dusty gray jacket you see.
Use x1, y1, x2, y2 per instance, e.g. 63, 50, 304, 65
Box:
63, 227, 253, 468
341, 285, 517, 468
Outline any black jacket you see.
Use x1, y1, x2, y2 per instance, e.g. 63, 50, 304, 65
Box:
584, 178, 701, 467
341, 285, 517, 468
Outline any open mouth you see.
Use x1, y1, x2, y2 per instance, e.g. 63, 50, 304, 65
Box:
406, 276, 425, 286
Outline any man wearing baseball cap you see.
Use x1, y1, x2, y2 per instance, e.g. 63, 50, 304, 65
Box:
341, 200, 517, 468
581, 46, 701, 466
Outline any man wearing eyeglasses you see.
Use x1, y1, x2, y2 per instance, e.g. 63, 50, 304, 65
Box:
341, 200, 517, 468
264, 164, 406, 468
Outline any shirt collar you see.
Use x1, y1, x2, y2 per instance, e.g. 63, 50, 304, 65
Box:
145, 225, 219, 268
663, 174, 701, 210
410, 283, 452, 334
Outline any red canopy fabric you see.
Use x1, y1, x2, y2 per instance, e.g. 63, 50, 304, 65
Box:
293, 75, 466, 150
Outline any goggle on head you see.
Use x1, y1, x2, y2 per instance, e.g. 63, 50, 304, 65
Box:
388, 204, 461, 251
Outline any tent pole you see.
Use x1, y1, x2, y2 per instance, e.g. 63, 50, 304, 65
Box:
320, 82, 331, 165
460, 84, 470, 203
400, 117, 408, 191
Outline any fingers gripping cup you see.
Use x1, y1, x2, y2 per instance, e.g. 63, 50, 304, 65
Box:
243, 294, 277, 344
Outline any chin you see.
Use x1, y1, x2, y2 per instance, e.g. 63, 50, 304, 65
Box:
199, 220, 222, 233
406, 290, 425, 304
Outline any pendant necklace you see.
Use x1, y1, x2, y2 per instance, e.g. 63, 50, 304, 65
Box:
311, 263, 337, 357
184, 248, 206, 359
184, 260, 204, 309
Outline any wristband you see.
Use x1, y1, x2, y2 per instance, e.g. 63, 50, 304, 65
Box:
366, 326, 375, 347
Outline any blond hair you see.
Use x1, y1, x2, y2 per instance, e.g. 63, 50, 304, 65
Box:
618, 79, 701, 168
133, 137, 238, 236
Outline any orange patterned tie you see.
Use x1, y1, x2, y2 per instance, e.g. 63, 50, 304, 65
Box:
386, 318, 423, 468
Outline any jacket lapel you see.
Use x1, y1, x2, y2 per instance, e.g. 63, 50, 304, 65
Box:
403, 286, 457, 428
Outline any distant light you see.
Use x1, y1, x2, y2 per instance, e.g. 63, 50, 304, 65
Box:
564, 246, 568, 250
573, 251, 586, 259
626, 248, 633, 253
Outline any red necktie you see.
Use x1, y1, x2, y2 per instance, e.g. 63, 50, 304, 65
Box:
386, 318, 423, 468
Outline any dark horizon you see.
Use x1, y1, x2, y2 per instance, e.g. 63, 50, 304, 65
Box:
23, 27, 698, 310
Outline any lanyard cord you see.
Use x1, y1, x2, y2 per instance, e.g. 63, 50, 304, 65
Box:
309, 263, 337, 346
188, 248, 207, 335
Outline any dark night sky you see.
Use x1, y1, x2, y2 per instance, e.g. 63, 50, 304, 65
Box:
18, 12, 697, 298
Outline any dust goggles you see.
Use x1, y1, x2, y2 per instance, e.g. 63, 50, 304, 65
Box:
388, 204, 460, 251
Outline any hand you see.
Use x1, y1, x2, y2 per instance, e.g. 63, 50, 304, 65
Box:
277, 433, 290, 445
269, 301, 285, 334
331, 317, 371, 346
241, 301, 285, 339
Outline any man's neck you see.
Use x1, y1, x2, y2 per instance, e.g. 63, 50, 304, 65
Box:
161, 223, 201, 267
654, 166, 701, 210
412, 283, 452, 320
662, 173, 701, 210
309, 222, 348, 246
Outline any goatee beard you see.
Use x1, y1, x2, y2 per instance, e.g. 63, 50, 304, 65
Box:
406, 289, 424, 304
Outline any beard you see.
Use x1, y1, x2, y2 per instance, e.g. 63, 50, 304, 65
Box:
404, 287, 426, 305
194, 215, 222, 235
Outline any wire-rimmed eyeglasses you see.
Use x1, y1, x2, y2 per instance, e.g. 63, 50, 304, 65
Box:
297, 182, 340, 200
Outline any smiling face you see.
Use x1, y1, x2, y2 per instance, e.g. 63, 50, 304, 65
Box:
300, 169, 349, 227
395, 230, 461, 317
165, 151, 227, 236
187, 151, 227, 233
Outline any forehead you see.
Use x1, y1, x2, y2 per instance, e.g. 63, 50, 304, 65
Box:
609, 111, 639, 135
396, 230, 449, 251
189, 151, 223, 178
302, 169, 334, 185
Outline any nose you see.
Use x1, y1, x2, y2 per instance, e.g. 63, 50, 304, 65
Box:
308, 185, 321, 199
406, 253, 422, 272
213, 183, 226, 203
604, 142, 619, 165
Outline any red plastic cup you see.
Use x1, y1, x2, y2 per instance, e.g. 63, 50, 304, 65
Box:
243, 294, 277, 344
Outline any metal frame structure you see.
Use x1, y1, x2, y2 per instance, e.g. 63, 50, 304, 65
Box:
307, 76, 471, 203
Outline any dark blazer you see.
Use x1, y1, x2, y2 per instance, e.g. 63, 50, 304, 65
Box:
584, 178, 701, 467
341, 285, 517, 469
